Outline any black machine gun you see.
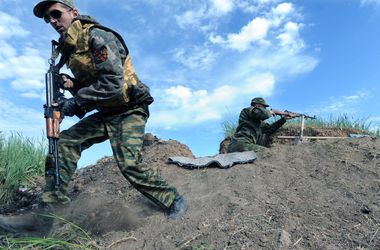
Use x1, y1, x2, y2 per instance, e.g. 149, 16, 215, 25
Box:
44, 40, 65, 190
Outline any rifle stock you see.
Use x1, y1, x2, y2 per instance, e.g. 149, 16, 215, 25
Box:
44, 40, 64, 190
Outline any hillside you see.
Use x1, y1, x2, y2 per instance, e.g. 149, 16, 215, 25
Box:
1, 132, 379, 249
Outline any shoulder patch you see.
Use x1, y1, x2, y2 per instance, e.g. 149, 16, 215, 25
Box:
93, 45, 108, 63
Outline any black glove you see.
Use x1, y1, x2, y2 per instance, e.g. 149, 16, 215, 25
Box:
129, 82, 154, 106
59, 97, 85, 118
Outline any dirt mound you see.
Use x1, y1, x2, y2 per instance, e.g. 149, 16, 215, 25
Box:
1, 132, 380, 249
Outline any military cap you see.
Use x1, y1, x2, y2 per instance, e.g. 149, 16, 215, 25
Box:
251, 97, 269, 107
34, 0, 75, 18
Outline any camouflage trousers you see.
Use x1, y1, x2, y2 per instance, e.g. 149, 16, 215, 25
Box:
227, 136, 266, 153
43, 107, 177, 209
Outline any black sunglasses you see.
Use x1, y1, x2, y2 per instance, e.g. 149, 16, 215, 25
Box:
44, 9, 72, 23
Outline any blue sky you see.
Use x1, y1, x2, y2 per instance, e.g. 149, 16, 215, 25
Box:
0, 0, 379, 167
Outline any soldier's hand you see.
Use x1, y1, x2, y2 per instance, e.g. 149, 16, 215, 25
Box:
61, 75, 74, 89
59, 97, 79, 117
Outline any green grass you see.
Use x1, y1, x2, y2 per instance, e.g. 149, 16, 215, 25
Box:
221, 119, 237, 138
189, 242, 214, 250
221, 111, 237, 138
284, 113, 373, 131
0, 214, 100, 250
375, 128, 380, 137
1, 237, 91, 250
0, 132, 46, 206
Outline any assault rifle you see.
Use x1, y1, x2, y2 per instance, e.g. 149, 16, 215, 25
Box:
270, 109, 316, 120
270, 109, 316, 143
44, 40, 65, 190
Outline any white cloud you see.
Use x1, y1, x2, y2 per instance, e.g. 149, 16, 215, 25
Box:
164, 85, 201, 107
171, 45, 216, 69
0, 47, 46, 92
276, 21, 305, 54
244, 74, 275, 96
11, 79, 43, 91
175, 0, 279, 30
367, 117, 380, 131
0, 40, 17, 58
210, 17, 272, 52
277, 22, 300, 45
175, 8, 206, 29
0, 11, 30, 39
0, 12, 46, 97
270, 2, 295, 27
225, 17, 272, 51
258, 0, 281, 3
210, 2, 298, 51
0, 95, 44, 137
360, 0, 380, 6
20, 91, 44, 99
211, 0, 235, 15
149, 73, 275, 129
318, 90, 371, 114
175, 1, 235, 29
233, 42, 318, 83
273, 2, 293, 15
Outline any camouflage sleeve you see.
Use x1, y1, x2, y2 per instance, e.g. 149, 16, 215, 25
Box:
262, 117, 286, 134
249, 107, 272, 121
75, 27, 127, 110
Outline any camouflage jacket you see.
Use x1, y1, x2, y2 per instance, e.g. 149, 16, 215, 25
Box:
59, 15, 152, 113
233, 106, 286, 146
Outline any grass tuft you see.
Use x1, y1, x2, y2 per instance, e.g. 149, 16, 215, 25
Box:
0, 132, 46, 206
373, 127, 380, 138
0, 214, 100, 249
48, 214, 93, 246
221, 119, 237, 138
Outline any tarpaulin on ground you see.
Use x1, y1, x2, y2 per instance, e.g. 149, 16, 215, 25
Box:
168, 151, 257, 169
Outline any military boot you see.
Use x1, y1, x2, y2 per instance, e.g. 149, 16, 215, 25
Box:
41, 190, 71, 205
168, 194, 188, 219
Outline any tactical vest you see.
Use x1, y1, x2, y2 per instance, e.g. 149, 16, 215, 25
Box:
234, 107, 270, 143
60, 16, 143, 107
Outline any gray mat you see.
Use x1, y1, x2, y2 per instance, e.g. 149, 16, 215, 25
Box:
168, 151, 257, 169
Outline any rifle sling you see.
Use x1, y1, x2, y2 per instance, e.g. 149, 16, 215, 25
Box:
50, 40, 66, 71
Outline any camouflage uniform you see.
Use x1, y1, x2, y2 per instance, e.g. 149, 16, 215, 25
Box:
43, 15, 177, 209
227, 106, 286, 153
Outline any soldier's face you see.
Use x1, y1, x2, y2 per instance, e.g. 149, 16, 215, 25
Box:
255, 104, 266, 108
44, 3, 78, 34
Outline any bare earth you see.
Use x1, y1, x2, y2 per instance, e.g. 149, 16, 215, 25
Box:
1, 130, 380, 249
